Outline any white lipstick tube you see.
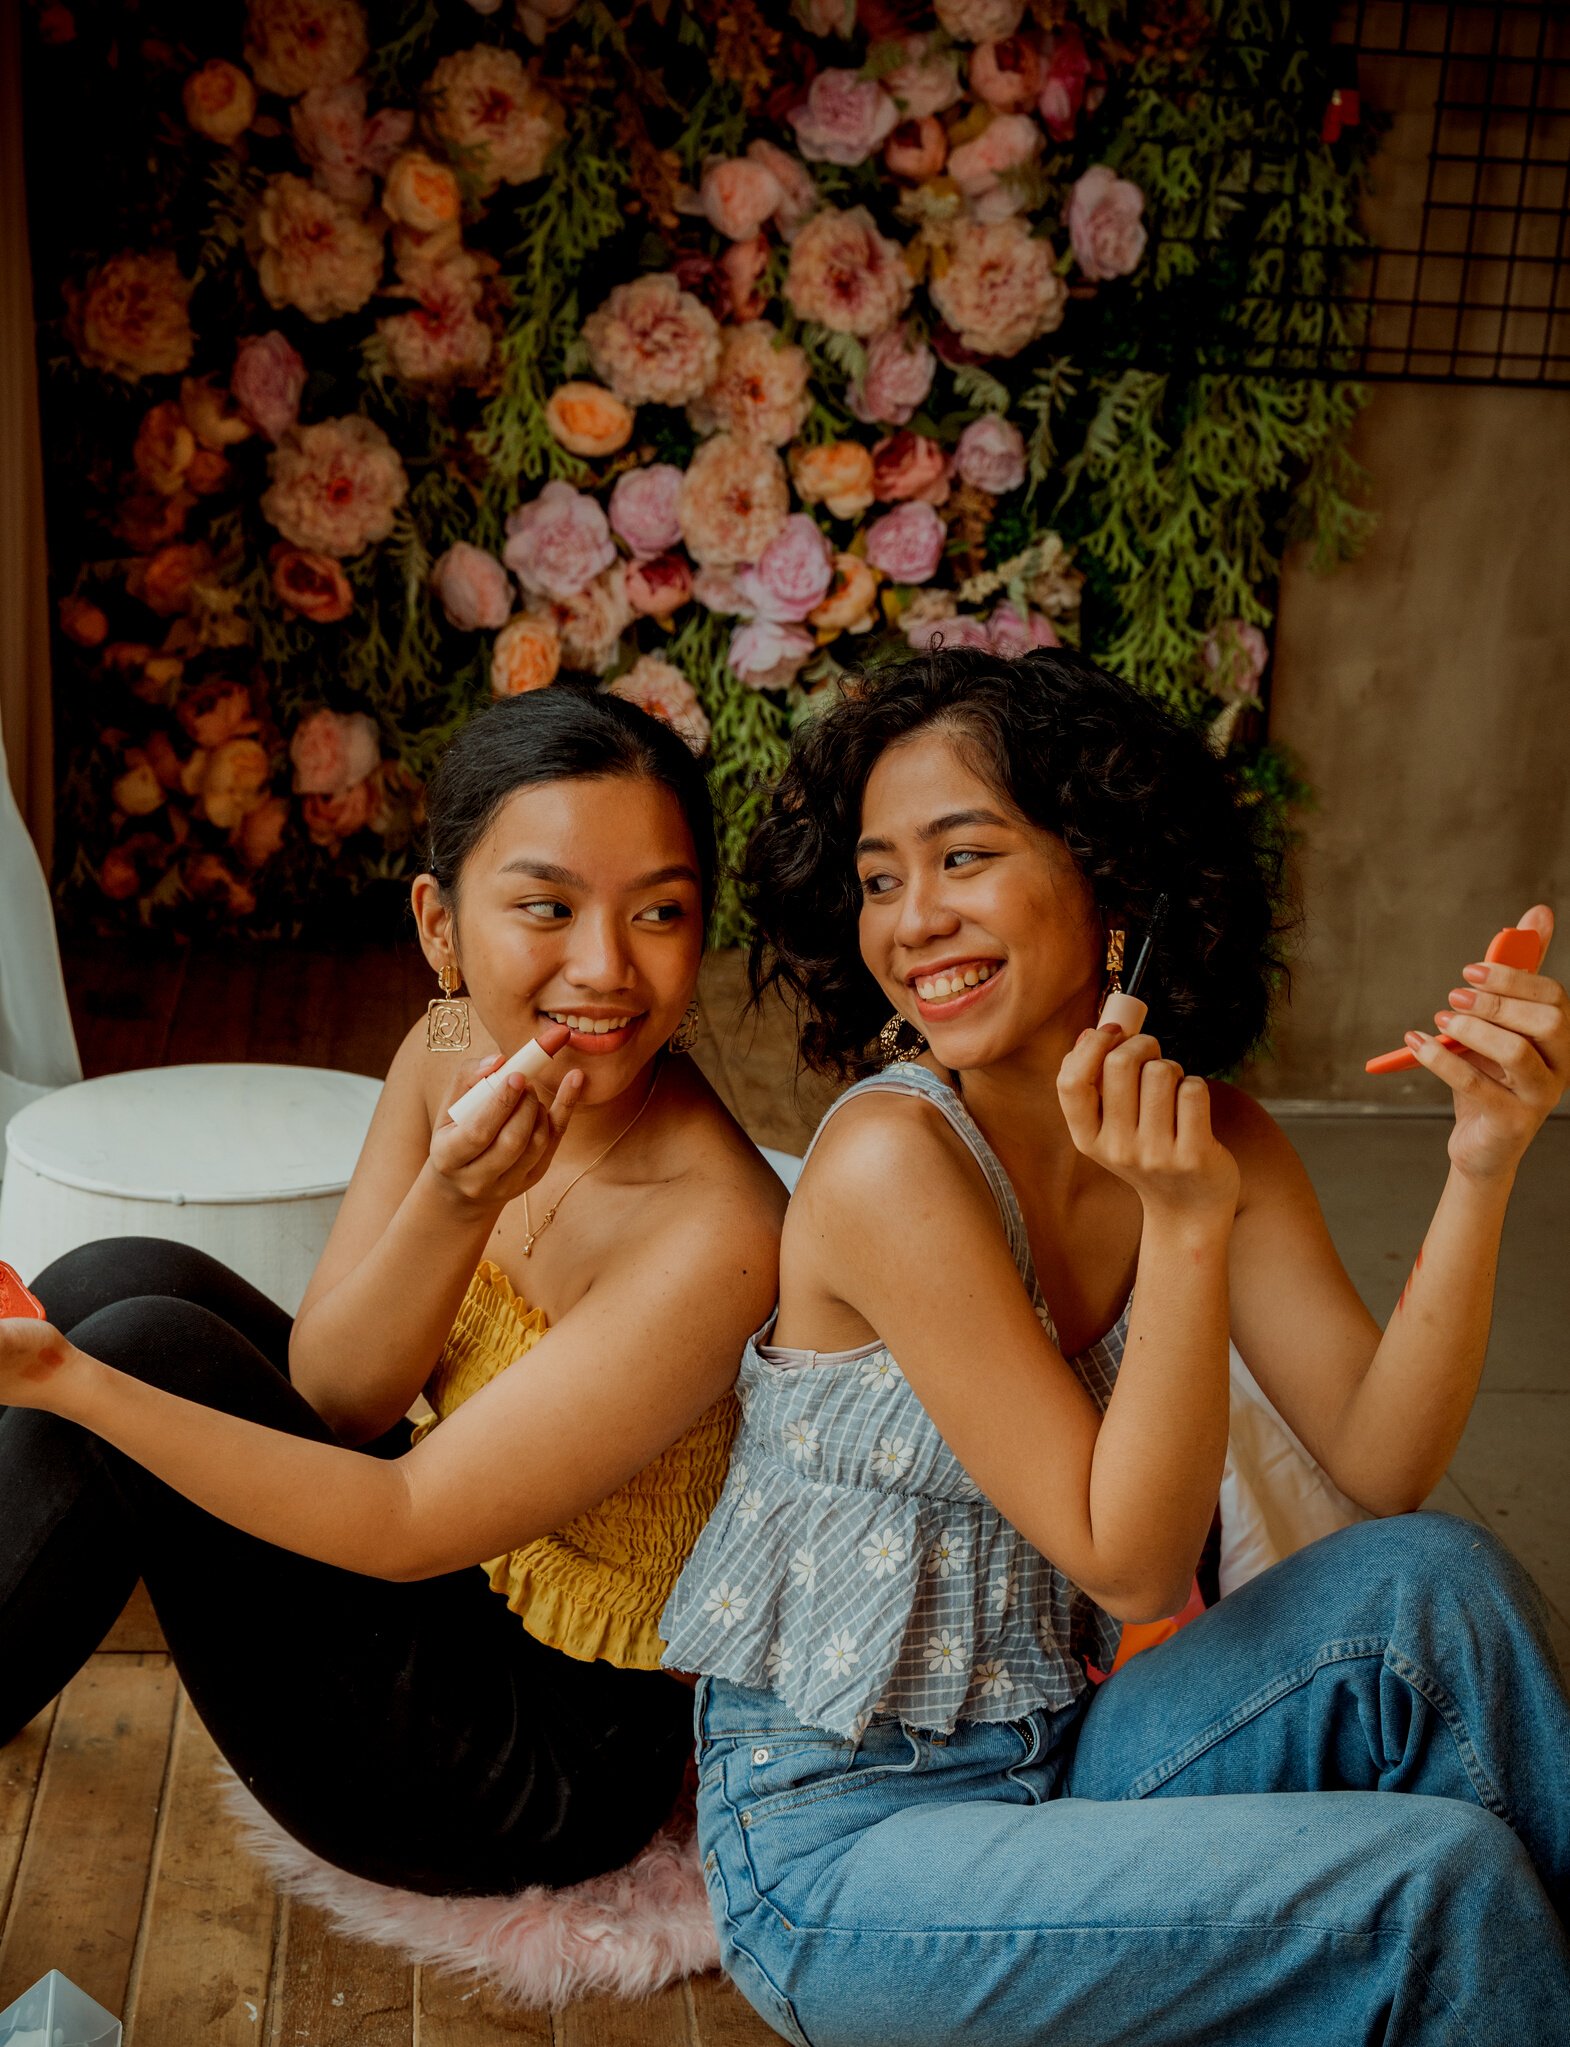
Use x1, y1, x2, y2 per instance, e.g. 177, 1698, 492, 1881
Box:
446, 1036, 559, 1132
1097, 990, 1148, 1035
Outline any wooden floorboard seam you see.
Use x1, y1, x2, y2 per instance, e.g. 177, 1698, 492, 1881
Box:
120, 1675, 184, 2043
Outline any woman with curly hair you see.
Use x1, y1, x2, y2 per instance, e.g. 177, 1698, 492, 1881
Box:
660, 645, 1570, 2044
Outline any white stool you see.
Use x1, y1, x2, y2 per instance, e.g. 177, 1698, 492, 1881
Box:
0, 1065, 382, 1314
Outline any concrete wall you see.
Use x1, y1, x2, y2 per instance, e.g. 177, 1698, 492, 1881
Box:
1251, 382, 1570, 1104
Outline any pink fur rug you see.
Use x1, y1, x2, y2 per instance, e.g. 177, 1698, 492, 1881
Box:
219, 1770, 721, 2008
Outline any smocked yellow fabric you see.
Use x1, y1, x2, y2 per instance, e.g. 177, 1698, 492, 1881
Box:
411, 1260, 738, 1670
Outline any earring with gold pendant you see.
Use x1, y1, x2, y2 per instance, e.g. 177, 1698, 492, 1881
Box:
426, 964, 471, 1051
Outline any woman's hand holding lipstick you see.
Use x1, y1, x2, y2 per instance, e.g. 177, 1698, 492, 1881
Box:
1057, 1023, 1239, 1222
428, 1024, 584, 1212
1404, 904, 1569, 1185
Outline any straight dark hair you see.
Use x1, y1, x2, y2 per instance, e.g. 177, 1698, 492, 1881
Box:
424, 685, 718, 925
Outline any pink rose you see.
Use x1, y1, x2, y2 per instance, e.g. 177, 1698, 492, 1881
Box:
721, 235, 770, 320
789, 70, 899, 167
865, 501, 947, 584
970, 36, 1041, 111
904, 608, 991, 652
930, 217, 1066, 358
884, 117, 947, 183
691, 566, 748, 615
232, 331, 307, 442
688, 321, 812, 447
872, 430, 950, 505
427, 45, 565, 194
504, 480, 616, 602
379, 248, 493, 386
582, 272, 722, 408
955, 415, 1027, 494
607, 654, 711, 756
431, 543, 513, 630
785, 206, 912, 339
948, 114, 1044, 224
291, 81, 412, 207
609, 465, 685, 558
245, 0, 368, 98
625, 553, 693, 620
289, 707, 380, 796
1067, 165, 1148, 281
1202, 619, 1269, 696
304, 774, 379, 848
677, 433, 790, 569
849, 322, 937, 428
734, 514, 835, 623
700, 156, 784, 241
728, 620, 815, 691
262, 415, 408, 557
883, 34, 964, 119
1037, 25, 1091, 143
935, 0, 1022, 41
745, 139, 820, 239
986, 600, 1057, 655
251, 172, 384, 323
527, 563, 633, 674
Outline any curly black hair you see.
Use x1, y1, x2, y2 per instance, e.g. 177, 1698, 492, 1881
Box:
744, 645, 1291, 1080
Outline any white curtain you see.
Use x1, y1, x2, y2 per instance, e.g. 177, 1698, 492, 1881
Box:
1, 0, 82, 1169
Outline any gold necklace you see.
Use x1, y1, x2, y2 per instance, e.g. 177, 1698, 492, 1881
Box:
519, 1061, 661, 1257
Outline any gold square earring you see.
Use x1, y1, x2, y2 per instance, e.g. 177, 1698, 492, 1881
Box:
1103, 927, 1126, 1000
878, 1012, 926, 1065
426, 964, 471, 1051
668, 998, 701, 1054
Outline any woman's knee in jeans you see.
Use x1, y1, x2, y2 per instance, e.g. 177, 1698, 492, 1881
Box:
32, 1236, 238, 1325
1334, 1508, 1535, 1610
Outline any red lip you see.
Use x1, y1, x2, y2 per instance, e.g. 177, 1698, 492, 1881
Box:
910, 963, 1006, 1025
539, 1011, 647, 1057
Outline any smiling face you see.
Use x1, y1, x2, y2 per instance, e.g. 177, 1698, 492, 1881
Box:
417, 772, 705, 1105
855, 724, 1103, 1073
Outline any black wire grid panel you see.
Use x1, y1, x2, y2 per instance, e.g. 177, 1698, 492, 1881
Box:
1128, 3, 1569, 385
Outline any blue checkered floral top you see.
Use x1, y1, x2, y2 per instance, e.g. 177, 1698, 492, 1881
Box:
660, 1063, 1127, 1738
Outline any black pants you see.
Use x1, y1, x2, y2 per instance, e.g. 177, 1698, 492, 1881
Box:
0, 1238, 693, 1896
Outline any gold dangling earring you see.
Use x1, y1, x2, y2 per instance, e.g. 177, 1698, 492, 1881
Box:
878, 1012, 926, 1065
1102, 927, 1126, 1005
668, 997, 701, 1054
426, 963, 471, 1051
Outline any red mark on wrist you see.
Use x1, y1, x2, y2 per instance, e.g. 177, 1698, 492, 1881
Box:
1396, 1244, 1425, 1316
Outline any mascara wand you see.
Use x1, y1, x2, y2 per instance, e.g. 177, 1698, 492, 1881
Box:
1098, 893, 1169, 1035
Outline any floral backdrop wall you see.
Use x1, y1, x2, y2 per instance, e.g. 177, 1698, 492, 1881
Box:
24, 0, 1377, 940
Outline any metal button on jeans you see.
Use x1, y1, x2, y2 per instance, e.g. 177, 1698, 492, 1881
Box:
753, 1747, 771, 1764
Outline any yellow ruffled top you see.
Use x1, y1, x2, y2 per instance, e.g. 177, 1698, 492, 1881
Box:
410, 1260, 738, 1671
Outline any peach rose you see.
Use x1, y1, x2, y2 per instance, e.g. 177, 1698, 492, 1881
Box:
59, 596, 109, 647
583, 272, 722, 409
689, 321, 812, 448
678, 433, 790, 569
789, 70, 899, 167
128, 543, 210, 617
935, 0, 1022, 42
232, 331, 307, 442
504, 480, 616, 602
785, 206, 911, 339
179, 679, 258, 750
848, 323, 936, 428
490, 614, 561, 696
303, 773, 378, 846
1066, 164, 1148, 282
143, 732, 188, 789
745, 139, 820, 238
180, 374, 254, 450
428, 45, 565, 194
118, 490, 193, 551
948, 113, 1044, 224
788, 439, 875, 521
379, 247, 492, 385
607, 654, 711, 756
289, 706, 380, 794
625, 553, 692, 620
809, 552, 879, 635
700, 157, 784, 242
238, 795, 291, 866
133, 402, 196, 495
244, 0, 367, 97
930, 217, 1066, 357
183, 60, 257, 143
186, 448, 234, 495
720, 235, 771, 322
272, 546, 354, 621
865, 500, 946, 584
883, 34, 965, 119
201, 737, 274, 830
884, 117, 947, 182
545, 381, 635, 457
184, 851, 258, 919
525, 564, 633, 674
251, 173, 384, 322
113, 754, 165, 818
430, 543, 513, 631
970, 36, 1041, 111
100, 842, 148, 901
66, 251, 193, 381
382, 151, 463, 240
262, 415, 409, 557
872, 430, 950, 505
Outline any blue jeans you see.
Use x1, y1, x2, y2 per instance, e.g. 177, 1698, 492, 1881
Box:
694, 1513, 1570, 2045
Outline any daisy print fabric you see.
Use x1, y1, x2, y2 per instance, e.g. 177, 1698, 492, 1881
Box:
660, 1064, 1127, 1739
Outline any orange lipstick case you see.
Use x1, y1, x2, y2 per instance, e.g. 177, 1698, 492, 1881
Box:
0, 1260, 46, 1320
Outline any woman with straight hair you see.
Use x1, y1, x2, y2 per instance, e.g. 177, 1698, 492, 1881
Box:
660, 645, 1570, 2045
0, 683, 783, 1898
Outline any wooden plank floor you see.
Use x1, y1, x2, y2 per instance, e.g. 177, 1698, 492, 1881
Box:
1, 937, 808, 2046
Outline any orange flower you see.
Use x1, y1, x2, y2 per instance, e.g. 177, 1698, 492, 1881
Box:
66, 251, 194, 382
789, 440, 876, 522
490, 615, 561, 697
100, 842, 147, 901
810, 553, 880, 635
112, 753, 165, 817
238, 795, 291, 867
184, 851, 257, 919
271, 546, 355, 623
180, 374, 253, 450
303, 774, 378, 848
128, 543, 211, 618
200, 738, 274, 830
133, 402, 196, 495
118, 489, 193, 552
143, 731, 188, 789
186, 449, 233, 496
183, 59, 257, 144
177, 679, 257, 750
544, 382, 635, 457
382, 151, 463, 241
59, 596, 108, 647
